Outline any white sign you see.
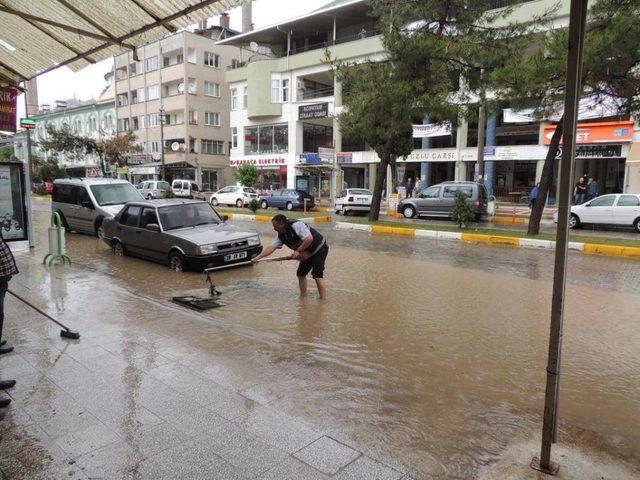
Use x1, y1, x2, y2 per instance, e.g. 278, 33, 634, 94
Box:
230, 156, 286, 167
318, 147, 335, 162
0, 165, 26, 241
402, 149, 457, 162
412, 122, 452, 138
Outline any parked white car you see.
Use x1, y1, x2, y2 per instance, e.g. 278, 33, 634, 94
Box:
137, 180, 170, 200
210, 186, 258, 208
335, 188, 373, 215
171, 179, 202, 199
559, 194, 640, 232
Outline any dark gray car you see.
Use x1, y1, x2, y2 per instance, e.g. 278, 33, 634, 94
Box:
102, 199, 263, 272
397, 181, 488, 221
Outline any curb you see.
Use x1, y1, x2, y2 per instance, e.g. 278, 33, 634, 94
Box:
225, 213, 332, 224
334, 222, 639, 259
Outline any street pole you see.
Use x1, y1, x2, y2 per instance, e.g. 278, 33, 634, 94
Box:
159, 106, 165, 181
23, 85, 35, 248
476, 68, 486, 183
531, 0, 588, 474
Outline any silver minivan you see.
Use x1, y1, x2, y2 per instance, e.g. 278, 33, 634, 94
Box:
397, 181, 489, 221
52, 178, 144, 237
137, 180, 170, 200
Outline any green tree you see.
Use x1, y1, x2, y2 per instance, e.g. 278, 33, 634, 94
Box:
98, 130, 142, 170
451, 191, 476, 228
0, 146, 15, 163
491, 0, 640, 234
234, 163, 259, 187
33, 155, 65, 182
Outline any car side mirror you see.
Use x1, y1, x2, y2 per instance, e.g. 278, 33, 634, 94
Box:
221, 215, 229, 222
81, 201, 94, 209
584, 203, 591, 207
146, 223, 161, 232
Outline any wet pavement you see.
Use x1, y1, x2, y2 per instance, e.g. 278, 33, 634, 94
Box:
1, 201, 639, 479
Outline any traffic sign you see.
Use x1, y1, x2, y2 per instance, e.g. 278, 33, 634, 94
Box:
20, 118, 36, 130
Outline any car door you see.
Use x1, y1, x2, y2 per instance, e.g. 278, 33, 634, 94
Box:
115, 205, 142, 255
61, 185, 82, 230
613, 194, 640, 226
75, 187, 96, 233
137, 207, 165, 261
583, 195, 616, 224
336, 190, 347, 209
270, 189, 283, 208
415, 185, 441, 215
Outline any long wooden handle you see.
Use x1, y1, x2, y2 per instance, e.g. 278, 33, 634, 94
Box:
257, 255, 295, 262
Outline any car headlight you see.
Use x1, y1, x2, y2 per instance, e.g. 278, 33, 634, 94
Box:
247, 235, 260, 246
198, 244, 218, 255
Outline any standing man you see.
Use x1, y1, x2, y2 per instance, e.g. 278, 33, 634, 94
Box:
252, 214, 328, 299
586, 176, 598, 201
413, 177, 422, 198
405, 177, 415, 198
574, 176, 587, 204
529, 182, 540, 209
0, 232, 18, 355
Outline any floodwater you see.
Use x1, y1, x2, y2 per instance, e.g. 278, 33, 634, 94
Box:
17, 205, 640, 478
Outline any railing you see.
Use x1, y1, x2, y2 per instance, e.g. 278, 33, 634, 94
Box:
301, 86, 334, 100
493, 185, 534, 203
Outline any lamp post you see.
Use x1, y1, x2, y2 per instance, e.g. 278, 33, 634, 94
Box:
159, 106, 165, 180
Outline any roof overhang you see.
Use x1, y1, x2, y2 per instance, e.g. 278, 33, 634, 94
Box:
0, 0, 244, 86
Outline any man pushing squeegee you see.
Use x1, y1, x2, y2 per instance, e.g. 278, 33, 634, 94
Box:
251, 214, 328, 299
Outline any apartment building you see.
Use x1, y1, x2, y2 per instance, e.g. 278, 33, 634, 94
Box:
113, 21, 243, 191
220, 0, 640, 202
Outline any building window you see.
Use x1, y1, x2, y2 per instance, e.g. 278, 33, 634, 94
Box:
205, 111, 220, 127
118, 118, 130, 131
187, 48, 196, 64
88, 117, 97, 131
146, 56, 158, 72
146, 84, 159, 100
204, 81, 220, 97
117, 94, 128, 107
243, 86, 248, 109
189, 110, 198, 125
231, 127, 238, 148
231, 88, 238, 110
204, 52, 219, 68
231, 59, 243, 68
138, 115, 146, 129
244, 124, 288, 154
188, 78, 197, 94
132, 87, 145, 104
271, 79, 281, 103
74, 119, 82, 134
201, 139, 224, 154
147, 113, 160, 127
132, 117, 139, 130
149, 141, 160, 154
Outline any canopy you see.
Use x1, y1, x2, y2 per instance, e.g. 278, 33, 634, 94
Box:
0, 0, 243, 86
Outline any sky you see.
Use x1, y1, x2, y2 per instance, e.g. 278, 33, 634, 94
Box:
15, 0, 333, 123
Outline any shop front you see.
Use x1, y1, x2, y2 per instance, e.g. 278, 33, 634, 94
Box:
297, 152, 333, 200
229, 155, 288, 192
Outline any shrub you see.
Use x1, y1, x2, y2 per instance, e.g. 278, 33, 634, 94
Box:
248, 198, 259, 213
451, 191, 476, 228
163, 187, 175, 199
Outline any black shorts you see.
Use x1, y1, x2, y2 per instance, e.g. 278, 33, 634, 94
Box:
296, 244, 329, 279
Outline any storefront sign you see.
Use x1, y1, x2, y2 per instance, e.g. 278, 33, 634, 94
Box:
0, 87, 18, 133
0, 163, 28, 242
543, 121, 634, 145
318, 147, 334, 163
496, 124, 539, 137
337, 153, 353, 164
403, 149, 457, 162
230, 156, 286, 167
576, 144, 623, 158
299, 103, 328, 120
299, 153, 330, 164
412, 122, 452, 138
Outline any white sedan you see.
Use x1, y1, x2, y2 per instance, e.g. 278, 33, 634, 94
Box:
561, 193, 640, 232
335, 188, 373, 215
210, 186, 258, 208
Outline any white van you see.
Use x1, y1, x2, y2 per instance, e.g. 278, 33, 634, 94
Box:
171, 179, 201, 199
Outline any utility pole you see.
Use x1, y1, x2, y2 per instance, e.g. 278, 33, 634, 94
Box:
476, 67, 486, 183
531, 0, 588, 474
22, 83, 35, 248
159, 106, 165, 180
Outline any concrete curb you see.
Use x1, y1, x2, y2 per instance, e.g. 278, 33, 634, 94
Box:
333, 222, 639, 259
226, 213, 332, 224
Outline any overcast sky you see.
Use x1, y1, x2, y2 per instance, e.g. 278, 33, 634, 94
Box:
15, 0, 332, 121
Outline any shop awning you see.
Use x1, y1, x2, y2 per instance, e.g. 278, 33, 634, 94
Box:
0, 0, 243, 86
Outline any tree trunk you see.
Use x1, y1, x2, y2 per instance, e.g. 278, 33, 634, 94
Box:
528, 117, 563, 235
369, 152, 389, 222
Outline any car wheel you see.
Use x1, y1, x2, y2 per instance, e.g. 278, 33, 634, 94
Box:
236, 199, 243, 208
634, 217, 640, 233
403, 205, 416, 219
569, 213, 581, 229
261, 200, 268, 209
211, 197, 219, 206
95, 219, 104, 238
169, 251, 188, 272
112, 240, 125, 257
286, 202, 293, 211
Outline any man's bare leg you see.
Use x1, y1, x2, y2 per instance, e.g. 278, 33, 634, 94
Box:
298, 276, 308, 296
315, 278, 327, 299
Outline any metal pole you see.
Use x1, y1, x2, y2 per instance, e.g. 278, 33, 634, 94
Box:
476, 68, 486, 183
532, 0, 588, 474
159, 106, 165, 180
23, 87, 35, 248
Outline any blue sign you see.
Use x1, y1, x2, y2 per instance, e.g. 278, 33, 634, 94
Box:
483, 147, 496, 156
299, 153, 325, 164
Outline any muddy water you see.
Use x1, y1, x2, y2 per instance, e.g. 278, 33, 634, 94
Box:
22, 206, 640, 478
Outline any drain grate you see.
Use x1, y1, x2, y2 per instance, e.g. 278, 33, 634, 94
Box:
172, 296, 224, 310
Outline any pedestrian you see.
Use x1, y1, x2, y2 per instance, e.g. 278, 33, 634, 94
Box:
405, 177, 415, 198
413, 178, 422, 197
529, 182, 540, 209
574, 176, 587, 204
586, 176, 598, 201
0, 231, 18, 419
252, 214, 329, 299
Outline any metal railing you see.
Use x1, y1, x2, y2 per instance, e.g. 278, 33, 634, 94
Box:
301, 86, 334, 100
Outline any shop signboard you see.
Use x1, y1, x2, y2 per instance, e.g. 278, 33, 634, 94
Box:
318, 147, 335, 163
299, 153, 331, 164
0, 163, 28, 242
299, 103, 329, 120
0, 87, 18, 133
544, 121, 634, 145
412, 122, 452, 138
229, 156, 286, 167
337, 153, 353, 164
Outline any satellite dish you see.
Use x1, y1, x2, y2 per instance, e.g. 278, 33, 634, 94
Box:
249, 41, 259, 51
152, 152, 161, 161
177, 83, 185, 93
171, 142, 180, 152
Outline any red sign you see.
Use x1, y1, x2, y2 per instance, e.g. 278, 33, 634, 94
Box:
0, 87, 18, 133
230, 156, 286, 167
543, 121, 634, 145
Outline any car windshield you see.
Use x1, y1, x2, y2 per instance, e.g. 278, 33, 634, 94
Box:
158, 203, 222, 231
350, 189, 372, 195
90, 183, 142, 206
243, 187, 256, 193
296, 190, 310, 196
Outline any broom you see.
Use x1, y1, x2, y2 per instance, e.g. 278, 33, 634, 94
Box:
8, 289, 80, 339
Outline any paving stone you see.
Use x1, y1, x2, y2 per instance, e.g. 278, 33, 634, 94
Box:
205, 388, 257, 421
258, 457, 331, 480
294, 436, 362, 475
166, 405, 231, 438
334, 455, 404, 480
0, 423, 53, 457
54, 422, 121, 458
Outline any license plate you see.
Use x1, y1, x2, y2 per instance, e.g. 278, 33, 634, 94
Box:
356, 197, 368, 203
224, 251, 247, 262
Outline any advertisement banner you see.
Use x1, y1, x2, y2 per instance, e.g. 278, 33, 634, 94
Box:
337, 153, 353, 164
0, 87, 18, 133
412, 122, 452, 138
299, 103, 329, 120
230, 156, 286, 167
0, 163, 28, 241
543, 121, 633, 145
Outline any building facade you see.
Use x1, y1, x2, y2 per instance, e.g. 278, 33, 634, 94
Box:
113, 25, 243, 191
221, 0, 640, 203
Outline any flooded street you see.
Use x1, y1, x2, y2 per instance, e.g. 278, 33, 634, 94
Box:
7, 203, 640, 479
